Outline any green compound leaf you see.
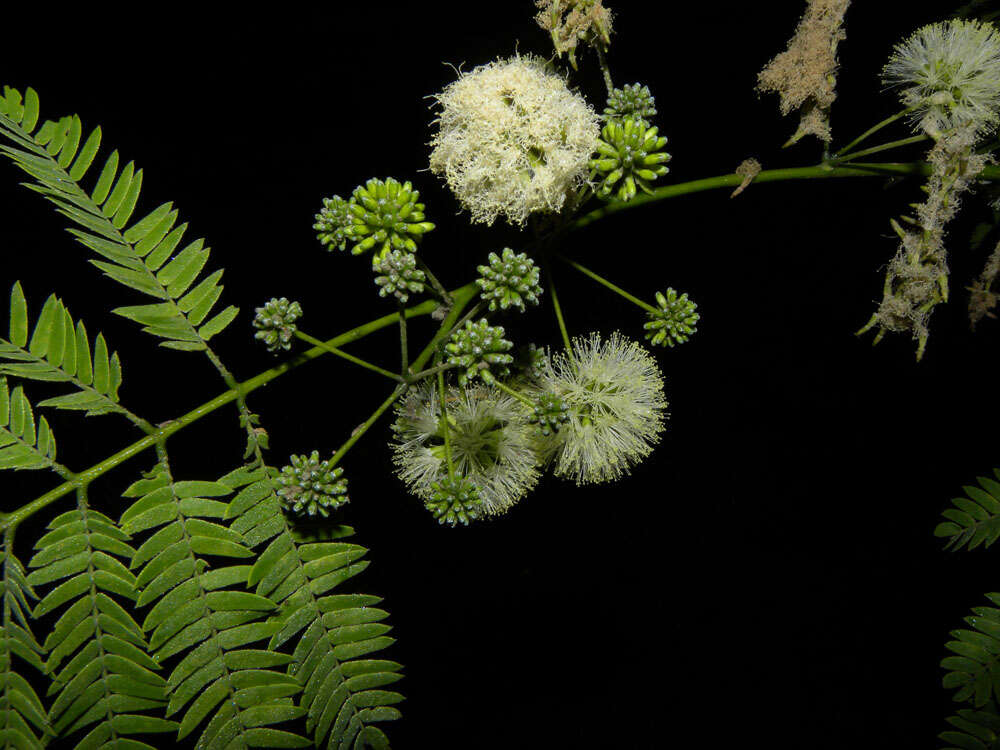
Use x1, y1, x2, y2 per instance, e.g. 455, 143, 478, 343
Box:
936, 470, 1000, 551
0, 86, 238, 352
0, 377, 57, 472
0, 283, 125, 417
121, 460, 310, 748
939, 701, 1000, 749
0, 531, 51, 749
26, 496, 173, 748
942, 594, 1000, 708
223, 465, 403, 749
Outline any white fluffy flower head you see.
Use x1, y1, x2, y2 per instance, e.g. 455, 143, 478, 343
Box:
884, 19, 1000, 136
533, 332, 667, 485
428, 54, 600, 227
391, 382, 540, 516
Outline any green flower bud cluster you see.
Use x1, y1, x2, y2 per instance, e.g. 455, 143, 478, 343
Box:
425, 475, 482, 526
644, 289, 699, 348
603, 83, 657, 128
373, 249, 427, 304
253, 297, 302, 353
445, 319, 514, 385
590, 118, 671, 202
530, 392, 570, 436
476, 248, 543, 313
276, 451, 349, 518
314, 195, 353, 252
346, 177, 435, 259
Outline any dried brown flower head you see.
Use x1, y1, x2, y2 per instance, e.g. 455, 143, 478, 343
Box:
535, 0, 613, 68
757, 0, 851, 144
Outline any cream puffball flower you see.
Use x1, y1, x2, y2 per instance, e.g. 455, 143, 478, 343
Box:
428, 54, 600, 227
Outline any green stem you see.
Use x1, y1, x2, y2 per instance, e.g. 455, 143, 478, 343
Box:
594, 44, 614, 96
294, 330, 405, 383
558, 255, 658, 314
437, 369, 454, 479
330, 384, 408, 467
834, 108, 915, 157
548, 274, 573, 353
831, 134, 930, 162
565, 162, 1000, 233
398, 303, 409, 375
493, 378, 533, 407
407, 362, 455, 383
416, 257, 452, 305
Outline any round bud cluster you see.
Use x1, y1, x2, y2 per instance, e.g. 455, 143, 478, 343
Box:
444, 319, 514, 386
425, 475, 482, 526
590, 118, 671, 202
476, 248, 543, 313
373, 249, 427, 304
346, 178, 435, 259
253, 297, 303, 353
603, 83, 657, 127
276, 451, 349, 518
644, 289, 699, 348
530, 392, 570, 436
314, 195, 353, 252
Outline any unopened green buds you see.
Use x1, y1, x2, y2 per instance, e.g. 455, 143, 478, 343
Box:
530, 392, 570, 436
346, 177, 435, 259
445, 319, 514, 385
603, 83, 657, 128
253, 297, 302, 353
590, 117, 671, 202
476, 248, 543, 313
314, 195, 353, 252
373, 249, 427, 303
276, 451, 349, 517
425, 475, 482, 526
644, 289, 699, 348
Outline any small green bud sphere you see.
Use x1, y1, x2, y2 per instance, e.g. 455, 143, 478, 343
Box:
530, 392, 570, 436
276, 451, 349, 518
253, 297, 302, 353
590, 117, 671, 202
444, 319, 514, 386
373, 249, 427, 304
345, 177, 435, 260
603, 83, 657, 128
644, 288, 699, 348
314, 195, 354, 252
476, 248, 543, 313
425, 475, 482, 526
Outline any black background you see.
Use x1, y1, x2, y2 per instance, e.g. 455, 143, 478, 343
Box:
2, 1, 999, 747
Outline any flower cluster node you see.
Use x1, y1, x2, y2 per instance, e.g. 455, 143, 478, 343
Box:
603, 83, 657, 127
345, 177, 434, 259
392, 383, 540, 516
276, 451, 349, 518
314, 195, 353, 252
590, 118, 671, 202
530, 392, 570, 436
425, 475, 482, 526
429, 54, 599, 227
373, 249, 427, 304
884, 19, 1000, 136
253, 297, 302, 353
445, 319, 514, 385
534, 0, 614, 69
476, 248, 543, 313
645, 289, 700, 348
530, 332, 667, 485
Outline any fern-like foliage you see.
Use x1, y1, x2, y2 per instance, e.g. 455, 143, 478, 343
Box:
0, 532, 50, 749
0, 282, 125, 417
121, 461, 311, 748
941, 702, 1000, 750
0, 378, 56, 472
27, 494, 176, 747
225, 465, 403, 749
936, 471, 1000, 551
0, 86, 237, 352
943, 593, 1000, 708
